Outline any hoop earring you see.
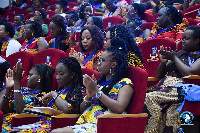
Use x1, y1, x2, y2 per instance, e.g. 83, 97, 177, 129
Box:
38, 78, 41, 83
32, 32, 34, 36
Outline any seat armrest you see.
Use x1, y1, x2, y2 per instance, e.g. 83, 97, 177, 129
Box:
97, 113, 148, 118
53, 114, 80, 118
12, 113, 40, 118
148, 77, 160, 81
183, 75, 200, 79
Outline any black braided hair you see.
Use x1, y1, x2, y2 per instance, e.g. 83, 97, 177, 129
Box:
79, 25, 104, 52
0, 61, 10, 88
1, 22, 15, 38
36, 9, 47, 22
66, 11, 79, 21
32, 64, 55, 93
79, 3, 92, 19
186, 26, 200, 40
58, 57, 84, 113
111, 37, 127, 53
50, 14, 67, 36
91, 16, 103, 31
162, 5, 183, 24
26, 21, 43, 37
97, 46, 128, 110
57, 0, 68, 9
108, 24, 143, 62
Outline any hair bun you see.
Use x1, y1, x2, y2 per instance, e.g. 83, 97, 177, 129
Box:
111, 37, 127, 53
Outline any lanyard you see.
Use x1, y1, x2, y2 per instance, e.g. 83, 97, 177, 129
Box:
2, 37, 11, 43
153, 25, 175, 38
53, 36, 62, 48
187, 51, 200, 67
82, 50, 97, 66
48, 87, 71, 107
78, 20, 86, 27
99, 78, 113, 86
15, 24, 23, 30
23, 37, 35, 51
11, 89, 41, 100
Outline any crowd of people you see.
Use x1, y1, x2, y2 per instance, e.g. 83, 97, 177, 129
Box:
0, 0, 200, 132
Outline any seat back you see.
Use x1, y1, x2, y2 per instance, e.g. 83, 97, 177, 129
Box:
66, 45, 80, 57
138, 38, 176, 77
140, 12, 154, 22
0, 110, 3, 133
81, 68, 101, 79
187, 18, 199, 26
6, 51, 35, 77
33, 48, 66, 69
142, 22, 154, 31
126, 66, 148, 114
184, 4, 200, 20
46, 11, 56, 18
103, 16, 124, 31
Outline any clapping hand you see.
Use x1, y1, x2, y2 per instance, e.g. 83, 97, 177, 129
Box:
159, 46, 176, 62
13, 61, 24, 81
6, 68, 14, 90
69, 48, 82, 65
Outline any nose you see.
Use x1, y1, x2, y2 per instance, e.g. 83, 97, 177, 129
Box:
56, 75, 60, 80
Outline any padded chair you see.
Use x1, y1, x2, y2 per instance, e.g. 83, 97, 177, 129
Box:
2, 12, 15, 19
33, 48, 66, 69
45, 34, 54, 43
6, 51, 35, 77
81, 68, 101, 79
142, 22, 154, 31
153, 13, 158, 22
66, 2, 77, 9
140, 12, 154, 22
25, 14, 34, 21
46, 10, 56, 18
187, 18, 199, 26
184, 4, 200, 20
51, 66, 148, 133
103, 16, 124, 31
0, 110, 3, 133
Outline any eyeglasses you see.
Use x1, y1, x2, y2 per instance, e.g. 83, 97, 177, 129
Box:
97, 58, 113, 63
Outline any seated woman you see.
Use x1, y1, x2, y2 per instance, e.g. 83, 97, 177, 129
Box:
0, 57, 9, 92
21, 21, 49, 54
55, 0, 68, 18
0, 22, 21, 57
127, 17, 150, 44
145, 26, 200, 133
42, 57, 84, 114
65, 11, 79, 27
70, 25, 104, 70
51, 45, 134, 133
75, 3, 93, 28
147, 5, 188, 45
104, 24, 143, 67
49, 14, 72, 51
34, 9, 49, 37
13, 14, 25, 41
33, 0, 45, 9
0, 63, 55, 132
86, 16, 104, 31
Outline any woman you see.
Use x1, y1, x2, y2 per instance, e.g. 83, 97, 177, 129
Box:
0, 22, 21, 57
86, 16, 104, 31
70, 25, 104, 70
65, 11, 79, 27
55, 0, 68, 17
75, 3, 93, 28
42, 57, 84, 114
0, 62, 55, 132
145, 26, 200, 133
147, 5, 188, 45
34, 9, 49, 37
51, 45, 134, 133
21, 21, 48, 54
13, 14, 24, 41
33, 0, 45, 9
104, 24, 143, 67
127, 17, 150, 44
0, 57, 9, 90
49, 14, 72, 51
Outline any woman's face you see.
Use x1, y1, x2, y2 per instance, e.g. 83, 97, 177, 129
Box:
13, 16, 22, 27
105, 0, 116, 12
157, 7, 169, 28
56, 63, 73, 87
49, 22, 61, 37
86, 17, 94, 26
104, 31, 111, 49
84, 6, 93, 20
55, 4, 63, 14
27, 68, 40, 89
182, 29, 198, 52
24, 24, 33, 40
81, 29, 94, 51
66, 14, 75, 27
97, 51, 115, 75
34, 0, 41, 8
34, 11, 42, 22
0, 25, 6, 40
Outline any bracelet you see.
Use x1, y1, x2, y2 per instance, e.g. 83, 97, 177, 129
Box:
83, 95, 92, 103
14, 90, 21, 93
3, 95, 10, 100
69, 36, 75, 40
158, 2, 165, 9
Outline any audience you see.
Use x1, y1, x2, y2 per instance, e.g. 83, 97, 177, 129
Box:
65, 11, 79, 27
55, 0, 68, 17
51, 46, 134, 133
13, 14, 25, 41
86, 16, 104, 31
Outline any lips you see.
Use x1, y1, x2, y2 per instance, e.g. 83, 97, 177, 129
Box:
83, 45, 88, 49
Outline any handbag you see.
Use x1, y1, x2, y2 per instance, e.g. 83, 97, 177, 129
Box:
174, 83, 200, 112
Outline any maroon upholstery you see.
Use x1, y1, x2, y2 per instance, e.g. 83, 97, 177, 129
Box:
46, 11, 56, 18
138, 38, 176, 77
33, 48, 66, 70
45, 34, 54, 43
81, 68, 101, 79
6, 51, 35, 77
153, 13, 158, 22
25, 14, 34, 21
0, 110, 3, 133
11, 117, 40, 128
66, 45, 80, 57
103, 16, 124, 31
187, 18, 199, 26
140, 12, 154, 22
177, 41, 182, 51
51, 117, 78, 130
184, 4, 200, 20
19, 38, 25, 45
2, 12, 15, 19
66, 2, 77, 9
44, 17, 50, 25
142, 22, 154, 31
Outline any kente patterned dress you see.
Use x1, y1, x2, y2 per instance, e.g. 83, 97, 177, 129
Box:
49, 37, 70, 52
127, 51, 144, 68
14, 25, 24, 38
102, 6, 126, 19
81, 51, 103, 70
70, 78, 133, 133
2, 87, 46, 133
148, 18, 188, 45
21, 37, 41, 54
145, 50, 200, 133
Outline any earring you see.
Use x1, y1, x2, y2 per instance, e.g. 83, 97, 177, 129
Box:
38, 78, 41, 83
71, 77, 73, 79
110, 68, 114, 76
32, 32, 34, 36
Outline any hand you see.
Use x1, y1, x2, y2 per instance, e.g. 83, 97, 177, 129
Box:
13, 61, 24, 82
92, 56, 99, 70
6, 68, 14, 89
159, 46, 176, 61
83, 74, 99, 98
69, 27, 76, 37
150, 0, 159, 7
69, 49, 82, 65
42, 91, 57, 106
159, 45, 168, 64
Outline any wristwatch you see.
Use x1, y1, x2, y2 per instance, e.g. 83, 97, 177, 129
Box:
96, 91, 103, 99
